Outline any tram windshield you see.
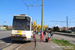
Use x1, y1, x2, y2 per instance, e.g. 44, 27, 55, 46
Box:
13, 16, 30, 30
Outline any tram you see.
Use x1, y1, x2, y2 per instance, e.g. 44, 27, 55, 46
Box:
11, 14, 33, 41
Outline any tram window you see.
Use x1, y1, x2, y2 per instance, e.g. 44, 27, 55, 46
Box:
26, 18, 30, 30
31, 24, 34, 31
13, 17, 30, 30
13, 19, 26, 30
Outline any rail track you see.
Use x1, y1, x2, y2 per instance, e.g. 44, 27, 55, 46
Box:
0, 40, 35, 50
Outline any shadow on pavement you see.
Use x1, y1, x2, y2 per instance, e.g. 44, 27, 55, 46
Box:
0, 36, 31, 44
0, 36, 11, 43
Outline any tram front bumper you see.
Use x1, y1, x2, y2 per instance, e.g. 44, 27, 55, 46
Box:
11, 36, 27, 41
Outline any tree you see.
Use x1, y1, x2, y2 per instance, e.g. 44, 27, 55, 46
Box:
53, 26, 56, 31
63, 27, 66, 31
48, 28, 51, 30
56, 26, 60, 31
37, 24, 41, 31
69, 28, 71, 30
51, 28, 54, 31
53, 26, 59, 31
33, 20, 36, 29
43, 25, 48, 30
3, 25, 8, 30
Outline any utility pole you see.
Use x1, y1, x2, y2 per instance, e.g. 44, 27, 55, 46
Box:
48, 24, 49, 28
41, 0, 43, 32
36, 19, 37, 30
66, 16, 68, 33
27, 0, 43, 32
36, 19, 37, 26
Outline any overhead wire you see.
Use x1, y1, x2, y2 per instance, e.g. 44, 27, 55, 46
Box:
22, 0, 27, 6
68, 15, 75, 20
22, 0, 39, 15
69, 15, 75, 18
22, 0, 30, 15
69, 17, 75, 20
30, 0, 39, 5
69, 15, 75, 20
55, 8, 75, 20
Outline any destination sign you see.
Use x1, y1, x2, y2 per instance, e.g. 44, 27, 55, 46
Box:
16, 17, 25, 19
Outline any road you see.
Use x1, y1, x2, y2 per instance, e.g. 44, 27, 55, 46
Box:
0, 31, 75, 50
0, 31, 11, 39
0, 31, 35, 50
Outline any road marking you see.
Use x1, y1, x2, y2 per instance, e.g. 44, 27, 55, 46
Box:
51, 46, 55, 49
15, 44, 25, 50
15, 42, 32, 50
0, 42, 5, 43
7, 43, 10, 45
0, 44, 12, 50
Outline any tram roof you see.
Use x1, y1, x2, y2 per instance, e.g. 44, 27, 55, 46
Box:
14, 14, 31, 18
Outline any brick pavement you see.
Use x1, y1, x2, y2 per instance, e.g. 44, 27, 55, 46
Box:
35, 34, 63, 50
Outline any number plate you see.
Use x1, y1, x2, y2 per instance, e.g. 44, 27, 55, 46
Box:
16, 35, 20, 36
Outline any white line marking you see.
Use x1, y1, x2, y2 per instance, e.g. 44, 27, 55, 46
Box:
0, 42, 5, 44
7, 43, 10, 45
15, 44, 25, 50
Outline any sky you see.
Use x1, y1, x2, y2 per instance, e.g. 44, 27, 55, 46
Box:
0, 0, 75, 28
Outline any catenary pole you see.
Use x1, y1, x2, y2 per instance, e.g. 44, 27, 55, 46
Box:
66, 16, 68, 33
27, 0, 43, 32
41, 0, 43, 32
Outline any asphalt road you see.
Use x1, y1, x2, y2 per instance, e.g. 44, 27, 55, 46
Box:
0, 31, 11, 39
0, 31, 35, 50
0, 31, 75, 50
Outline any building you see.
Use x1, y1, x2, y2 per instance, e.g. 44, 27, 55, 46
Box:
8, 26, 12, 29
70, 27, 75, 31
60, 28, 67, 31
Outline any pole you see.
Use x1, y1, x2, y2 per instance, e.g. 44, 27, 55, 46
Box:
41, 0, 43, 32
48, 24, 49, 28
36, 19, 37, 26
44, 21, 45, 25
36, 19, 37, 31
66, 16, 68, 33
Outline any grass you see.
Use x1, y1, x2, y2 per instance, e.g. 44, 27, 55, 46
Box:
51, 39, 75, 50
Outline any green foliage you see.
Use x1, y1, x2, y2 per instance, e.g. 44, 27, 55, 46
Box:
3, 25, 8, 29
63, 27, 66, 28
3, 25, 12, 30
51, 39, 72, 45
53, 26, 60, 31
69, 28, 71, 30
7, 29, 12, 30
51, 28, 54, 31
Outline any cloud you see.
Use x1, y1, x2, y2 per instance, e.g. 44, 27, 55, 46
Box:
56, 25, 61, 27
